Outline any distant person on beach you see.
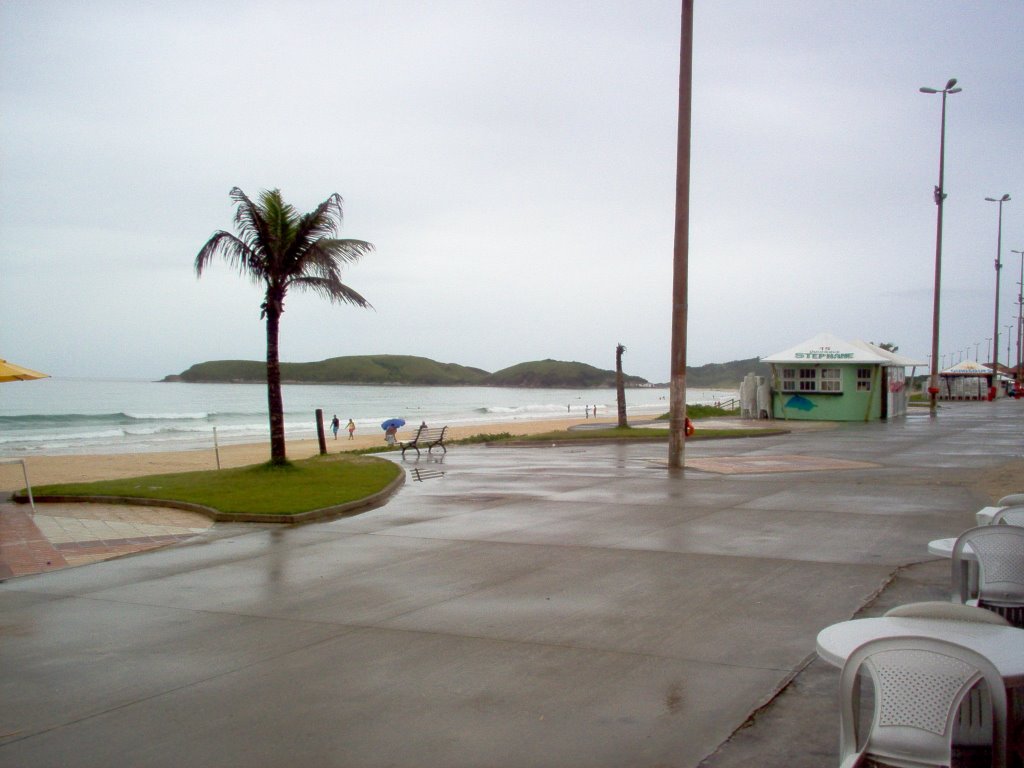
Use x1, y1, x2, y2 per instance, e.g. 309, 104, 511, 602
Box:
385, 424, 398, 446
330, 414, 340, 439
346, 419, 355, 439
585, 406, 590, 418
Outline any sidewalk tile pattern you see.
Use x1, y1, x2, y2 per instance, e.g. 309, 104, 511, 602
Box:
0, 502, 212, 578
686, 454, 880, 474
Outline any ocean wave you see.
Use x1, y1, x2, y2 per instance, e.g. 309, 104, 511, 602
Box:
0, 411, 213, 425
0, 428, 129, 445
480, 403, 595, 415
123, 412, 212, 421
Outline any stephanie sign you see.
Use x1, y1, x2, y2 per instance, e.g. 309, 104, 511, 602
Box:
794, 347, 855, 360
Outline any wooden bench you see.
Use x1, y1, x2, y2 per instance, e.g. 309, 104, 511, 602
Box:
400, 425, 448, 458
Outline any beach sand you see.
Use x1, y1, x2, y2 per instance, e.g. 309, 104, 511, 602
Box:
2, 414, 617, 486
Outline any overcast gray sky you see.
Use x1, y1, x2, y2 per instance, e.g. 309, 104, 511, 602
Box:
2, 1, 1022, 383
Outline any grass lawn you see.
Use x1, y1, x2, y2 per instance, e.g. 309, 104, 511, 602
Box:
31, 453, 403, 517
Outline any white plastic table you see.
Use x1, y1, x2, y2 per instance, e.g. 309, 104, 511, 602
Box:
928, 537, 979, 599
927, 537, 974, 558
0, 457, 35, 512
977, 506, 1003, 526
817, 617, 1024, 687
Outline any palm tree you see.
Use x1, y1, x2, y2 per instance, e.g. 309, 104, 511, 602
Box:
615, 343, 628, 428
195, 187, 374, 465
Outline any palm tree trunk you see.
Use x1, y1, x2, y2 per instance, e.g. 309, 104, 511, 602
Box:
265, 304, 287, 465
616, 344, 628, 428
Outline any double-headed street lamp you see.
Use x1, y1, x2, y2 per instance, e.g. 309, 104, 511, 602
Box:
985, 193, 1011, 399
920, 78, 961, 415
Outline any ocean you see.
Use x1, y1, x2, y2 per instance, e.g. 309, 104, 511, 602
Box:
0, 378, 738, 457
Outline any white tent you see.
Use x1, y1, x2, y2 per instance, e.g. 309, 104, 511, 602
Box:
939, 360, 993, 401
850, 340, 926, 368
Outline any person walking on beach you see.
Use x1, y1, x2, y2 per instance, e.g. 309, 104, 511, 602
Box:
330, 414, 340, 439
385, 424, 398, 446
346, 419, 355, 439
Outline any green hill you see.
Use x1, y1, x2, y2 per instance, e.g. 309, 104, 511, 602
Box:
169, 355, 490, 385
165, 355, 650, 388
684, 357, 770, 388
165, 355, 765, 388
486, 359, 647, 388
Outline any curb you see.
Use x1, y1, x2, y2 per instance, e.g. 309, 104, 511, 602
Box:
493, 429, 792, 448
12, 468, 407, 526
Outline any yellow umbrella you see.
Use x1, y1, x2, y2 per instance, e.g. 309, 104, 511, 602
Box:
0, 358, 49, 382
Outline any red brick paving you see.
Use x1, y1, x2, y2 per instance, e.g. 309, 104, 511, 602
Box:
686, 454, 879, 475
0, 504, 68, 577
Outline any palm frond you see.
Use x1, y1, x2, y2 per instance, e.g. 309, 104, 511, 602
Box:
229, 187, 272, 257
290, 276, 372, 308
317, 238, 376, 265
194, 231, 264, 286
260, 189, 302, 270
295, 193, 345, 246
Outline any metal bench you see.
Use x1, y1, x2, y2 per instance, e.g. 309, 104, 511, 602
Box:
400, 425, 448, 458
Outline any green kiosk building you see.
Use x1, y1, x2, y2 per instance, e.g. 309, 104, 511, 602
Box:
762, 333, 921, 421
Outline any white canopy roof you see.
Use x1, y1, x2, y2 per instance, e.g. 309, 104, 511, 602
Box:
762, 332, 889, 364
850, 340, 927, 367
942, 361, 992, 375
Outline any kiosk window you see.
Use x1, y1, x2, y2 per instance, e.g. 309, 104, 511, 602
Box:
821, 368, 841, 392
780, 367, 842, 393
857, 368, 872, 391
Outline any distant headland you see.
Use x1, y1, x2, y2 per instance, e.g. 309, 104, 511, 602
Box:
162, 355, 768, 389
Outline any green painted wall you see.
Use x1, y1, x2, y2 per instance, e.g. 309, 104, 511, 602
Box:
771, 364, 882, 421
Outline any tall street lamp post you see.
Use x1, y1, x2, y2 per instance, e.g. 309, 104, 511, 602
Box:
1012, 248, 1024, 389
919, 78, 961, 416
984, 193, 1011, 399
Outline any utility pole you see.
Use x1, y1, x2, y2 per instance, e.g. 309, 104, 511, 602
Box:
668, 0, 694, 470
984, 194, 1010, 399
919, 78, 961, 416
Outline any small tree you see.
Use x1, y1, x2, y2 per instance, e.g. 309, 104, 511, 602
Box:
615, 343, 628, 428
873, 342, 900, 353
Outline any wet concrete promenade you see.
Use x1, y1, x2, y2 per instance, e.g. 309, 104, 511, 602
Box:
1, 401, 1021, 767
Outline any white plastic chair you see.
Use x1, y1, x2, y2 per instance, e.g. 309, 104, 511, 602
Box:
883, 603, 1010, 749
996, 493, 1024, 506
952, 525, 1024, 628
991, 505, 1024, 526
838, 636, 1007, 768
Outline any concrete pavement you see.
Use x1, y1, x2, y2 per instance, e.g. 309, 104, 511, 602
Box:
1, 401, 1021, 767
